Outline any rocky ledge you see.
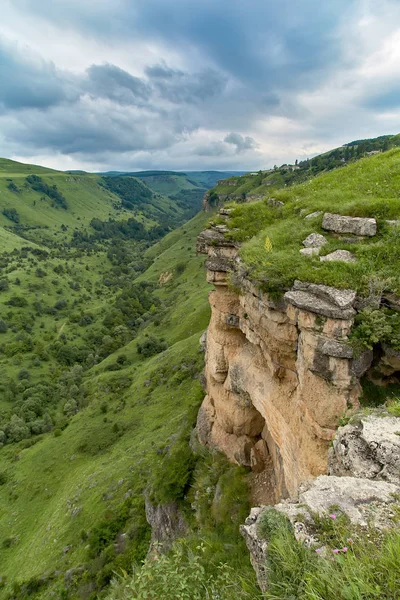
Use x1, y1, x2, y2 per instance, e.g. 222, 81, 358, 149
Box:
240, 415, 400, 592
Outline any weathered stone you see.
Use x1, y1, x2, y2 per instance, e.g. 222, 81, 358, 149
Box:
240, 507, 269, 592
328, 415, 400, 486
304, 211, 322, 219
300, 247, 320, 257
351, 349, 373, 378
293, 475, 399, 526
212, 224, 229, 234
381, 344, 400, 372
293, 281, 356, 309
196, 229, 237, 254
386, 220, 400, 227
320, 338, 353, 359
302, 233, 328, 248
322, 213, 377, 237
205, 257, 234, 273
145, 494, 188, 553
285, 290, 355, 319
199, 329, 207, 352
382, 292, 400, 312
320, 249, 357, 263
225, 314, 240, 328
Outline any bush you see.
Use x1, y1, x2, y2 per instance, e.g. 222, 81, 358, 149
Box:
5, 296, 28, 307
0, 279, 9, 292
106, 541, 254, 600
137, 336, 167, 358
2, 207, 19, 223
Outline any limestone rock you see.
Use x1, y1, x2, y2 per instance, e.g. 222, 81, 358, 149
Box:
293, 281, 356, 309
300, 247, 320, 257
285, 475, 399, 527
196, 229, 236, 254
386, 220, 400, 227
199, 329, 207, 352
302, 233, 328, 248
322, 213, 377, 236
320, 338, 353, 359
144, 494, 188, 552
240, 507, 269, 592
285, 288, 356, 319
351, 349, 373, 378
328, 415, 400, 485
320, 249, 356, 263
212, 224, 229, 234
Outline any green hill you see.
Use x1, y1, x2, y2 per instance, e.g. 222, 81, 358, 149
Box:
207, 133, 400, 207
0, 159, 204, 250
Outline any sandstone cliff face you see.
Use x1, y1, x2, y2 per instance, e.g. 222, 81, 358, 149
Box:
196, 226, 367, 500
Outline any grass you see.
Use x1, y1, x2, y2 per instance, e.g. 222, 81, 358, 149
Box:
220, 149, 400, 296
0, 206, 218, 598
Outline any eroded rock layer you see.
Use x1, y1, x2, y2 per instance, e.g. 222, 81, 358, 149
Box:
196, 227, 365, 500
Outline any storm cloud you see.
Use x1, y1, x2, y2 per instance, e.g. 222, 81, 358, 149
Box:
1, 0, 400, 171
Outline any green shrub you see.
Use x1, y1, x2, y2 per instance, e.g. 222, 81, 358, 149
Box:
137, 336, 168, 358
107, 541, 256, 600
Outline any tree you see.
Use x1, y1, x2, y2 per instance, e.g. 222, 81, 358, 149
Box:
0, 279, 9, 292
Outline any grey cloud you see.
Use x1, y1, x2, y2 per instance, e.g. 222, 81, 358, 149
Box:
86, 63, 151, 105
224, 133, 258, 153
0, 39, 78, 110
145, 64, 226, 104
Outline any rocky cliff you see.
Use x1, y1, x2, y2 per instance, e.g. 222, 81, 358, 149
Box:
195, 208, 400, 504
195, 222, 370, 500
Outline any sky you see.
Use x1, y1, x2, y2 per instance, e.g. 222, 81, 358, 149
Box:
1, 0, 400, 172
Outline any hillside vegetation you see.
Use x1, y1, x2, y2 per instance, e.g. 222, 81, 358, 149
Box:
209, 133, 400, 206
0, 158, 258, 599
1, 144, 400, 600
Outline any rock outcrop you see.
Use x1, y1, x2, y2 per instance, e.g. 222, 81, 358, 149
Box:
144, 494, 188, 552
322, 213, 377, 237
328, 415, 400, 485
196, 223, 364, 500
241, 414, 400, 591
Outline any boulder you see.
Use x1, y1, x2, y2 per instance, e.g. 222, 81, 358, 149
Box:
328, 415, 400, 486
302, 233, 328, 248
320, 249, 357, 263
322, 213, 377, 237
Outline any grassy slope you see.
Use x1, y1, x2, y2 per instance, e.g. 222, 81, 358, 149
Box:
0, 159, 201, 250
221, 149, 400, 295
0, 211, 213, 597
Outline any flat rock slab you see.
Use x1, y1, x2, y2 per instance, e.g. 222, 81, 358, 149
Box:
295, 475, 399, 526
322, 213, 377, 237
285, 290, 355, 319
320, 249, 357, 263
293, 281, 356, 309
